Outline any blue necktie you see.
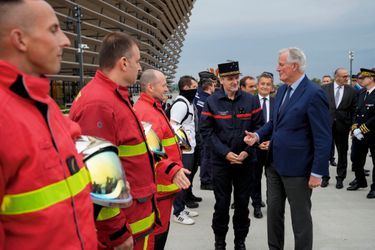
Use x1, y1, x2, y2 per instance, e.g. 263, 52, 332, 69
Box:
279, 86, 292, 113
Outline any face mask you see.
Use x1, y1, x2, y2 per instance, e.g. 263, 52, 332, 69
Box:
180, 89, 197, 103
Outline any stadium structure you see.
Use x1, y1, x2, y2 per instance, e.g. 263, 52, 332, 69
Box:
46, 0, 195, 105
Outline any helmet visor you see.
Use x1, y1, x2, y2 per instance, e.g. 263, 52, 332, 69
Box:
86, 149, 132, 208
172, 125, 191, 151
142, 122, 166, 158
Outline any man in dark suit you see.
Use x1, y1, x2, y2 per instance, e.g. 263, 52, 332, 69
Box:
250, 72, 275, 219
321, 68, 357, 188
244, 47, 331, 250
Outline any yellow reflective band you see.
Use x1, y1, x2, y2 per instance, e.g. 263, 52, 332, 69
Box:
118, 142, 147, 157
129, 212, 155, 235
96, 207, 121, 221
0, 168, 90, 215
157, 183, 179, 193
143, 235, 149, 250
161, 136, 178, 147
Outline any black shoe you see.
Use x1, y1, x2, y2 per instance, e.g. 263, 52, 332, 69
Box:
187, 194, 202, 202
185, 200, 199, 208
234, 240, 246, 250
215, 236, 226, 250
330, 160, 337, 166
321, 179, 329, 188
231, 203, 235, 209
261, 201, 266, 207
336, 178, 343, 189
200, 183, 213, 190
367, 190, 375, 199
254, 207, 263, 219
349, 179, 357, 186
347, 183, 368, 191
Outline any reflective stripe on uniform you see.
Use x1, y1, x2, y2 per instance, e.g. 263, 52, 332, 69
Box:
161, 136, 177, 147
0, 167, 90, 215
129, 212, 155, 235
118, 142, 147, 157
96, 207, 121, 221
157, 183, 179, 193
143, 235, 149, 250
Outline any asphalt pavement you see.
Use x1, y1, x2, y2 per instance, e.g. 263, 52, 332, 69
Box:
166, 153, 375, 250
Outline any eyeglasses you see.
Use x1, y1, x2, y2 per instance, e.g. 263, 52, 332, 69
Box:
340, 75, 349, 78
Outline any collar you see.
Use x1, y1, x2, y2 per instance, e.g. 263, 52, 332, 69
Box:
95, 70, 130, 99
258, 95, 270, 101
139, 92, 162, 109
0, 60, 51, 103
289, 73, 305, 91
218, 86, 242, 100
367, 86, 375, 94
334, 82, 343, 89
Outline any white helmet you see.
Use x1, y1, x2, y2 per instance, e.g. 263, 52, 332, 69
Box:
75, 136, 132, 208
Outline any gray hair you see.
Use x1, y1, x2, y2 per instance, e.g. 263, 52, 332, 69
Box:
279, 47, 306, 73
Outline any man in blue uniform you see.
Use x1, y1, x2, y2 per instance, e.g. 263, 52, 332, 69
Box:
200, 61, 264, 250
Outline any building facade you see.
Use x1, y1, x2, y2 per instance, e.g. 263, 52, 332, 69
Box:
46, 0, 195, 105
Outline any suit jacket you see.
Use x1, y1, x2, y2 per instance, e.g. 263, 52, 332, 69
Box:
256, 76, 331, 177
322, 83, 357, 131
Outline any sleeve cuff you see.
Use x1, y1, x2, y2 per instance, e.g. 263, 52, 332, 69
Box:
311, 172, 322, 178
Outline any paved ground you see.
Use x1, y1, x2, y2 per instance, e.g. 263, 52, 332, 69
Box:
166, 154, 375, 250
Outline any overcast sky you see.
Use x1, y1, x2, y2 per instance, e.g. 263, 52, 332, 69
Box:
175, 0, 375, 83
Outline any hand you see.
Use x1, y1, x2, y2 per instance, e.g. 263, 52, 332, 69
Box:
225, 152, 242, 164
353, 128, 364, 140
114, 236, 133, 250
244, 130, 258, 146
173, 168, 191, 189
308, 175, 321, 189
236, 151, 249, 162
259, 141, 270, 150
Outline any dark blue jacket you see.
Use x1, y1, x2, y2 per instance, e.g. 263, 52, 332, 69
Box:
194, 87, 210, 118
200, 87, 264, 161
257, 76, 331, 177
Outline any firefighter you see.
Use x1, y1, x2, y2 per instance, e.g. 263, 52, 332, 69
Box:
347, 68, 375, 199
200, 61, 264, 250
134, 69, 193, 249
70, 32, 157, 250
0, 0, 96, 248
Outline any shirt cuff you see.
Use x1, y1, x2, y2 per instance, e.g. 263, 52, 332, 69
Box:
311, 172, 322, 178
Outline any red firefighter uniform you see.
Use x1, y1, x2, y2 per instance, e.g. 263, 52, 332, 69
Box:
0, 61, 97, 249
134, 93, 183, 238
69, 70, 158, 250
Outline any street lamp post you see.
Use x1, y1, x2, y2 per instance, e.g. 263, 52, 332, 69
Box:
349, 50, 354, 86
74, 5, 84, 90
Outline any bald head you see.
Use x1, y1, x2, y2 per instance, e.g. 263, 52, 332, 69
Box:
0, 0, 70, 75
139, 69, 168, 102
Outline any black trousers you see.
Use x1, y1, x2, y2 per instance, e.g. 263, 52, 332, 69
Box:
352, 137, 375, 190
324, 124, 350, 181
211, 159, 252, 241
250, 149, 269, 208
173, 153, 194, 216
333, 124, 350, 180
266, 165, 312, 250
200, 142, 213, 185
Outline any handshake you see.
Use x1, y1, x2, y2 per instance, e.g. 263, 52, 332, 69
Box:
243, 130, 269, 151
